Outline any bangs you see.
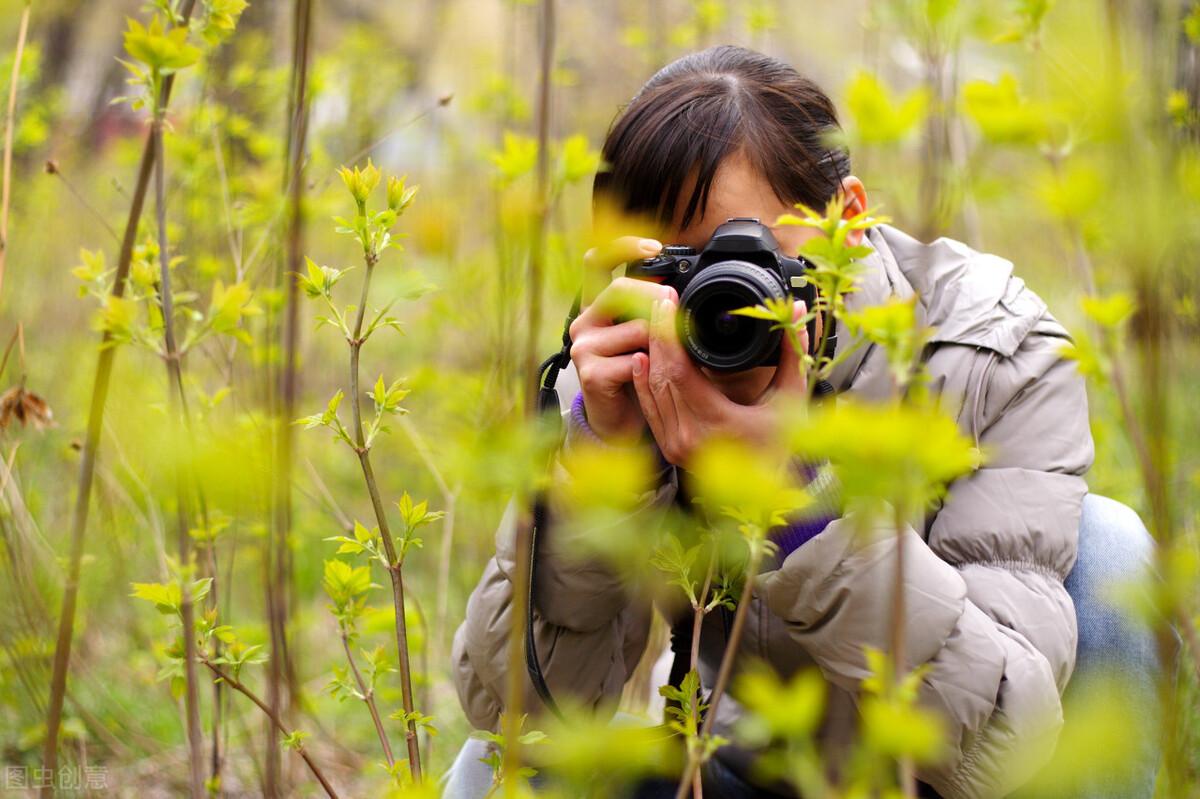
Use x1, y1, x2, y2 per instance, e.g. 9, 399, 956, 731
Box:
594, 46, 850, 234
594, 78, 747, 230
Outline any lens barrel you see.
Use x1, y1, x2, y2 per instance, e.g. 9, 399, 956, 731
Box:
677, 260, 787, 372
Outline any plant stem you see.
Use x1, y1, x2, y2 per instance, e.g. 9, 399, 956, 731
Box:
40, 3, 197, 791
266, 0, 314, 791
685, 556, 715, 799
201, 659, 340, 799
503, 1, 556, 794
153, 112, 205, 799
0, 0, 30, 303
347, 258, 422, 780
339, 631, 395, 767
674, 542, 767, 799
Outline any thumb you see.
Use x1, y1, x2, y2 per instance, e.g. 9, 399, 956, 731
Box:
763, 300, 809, 400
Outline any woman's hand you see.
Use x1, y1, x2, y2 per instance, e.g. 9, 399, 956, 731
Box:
630, 293, 811, 469
569, 236, 667, 442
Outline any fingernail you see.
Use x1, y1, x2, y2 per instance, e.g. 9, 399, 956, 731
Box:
632, 355, 643, 376
640, 239, 662, 255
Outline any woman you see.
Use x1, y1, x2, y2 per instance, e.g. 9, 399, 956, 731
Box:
447, 46, 1158, 798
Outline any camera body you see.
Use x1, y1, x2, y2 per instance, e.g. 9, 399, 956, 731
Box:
625, 217, 819, 372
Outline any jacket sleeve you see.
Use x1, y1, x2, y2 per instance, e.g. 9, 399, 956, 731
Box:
451, 423, 675, 731
758, 320, 1092, 798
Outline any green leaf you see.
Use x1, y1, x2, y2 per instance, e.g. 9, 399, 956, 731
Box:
844, 71, 928, 145
557, 133, 601, 184
962, 74, 1057, 146
200, 0, 249, 46
491, 132, 539, 186
130, 581, 181, 615
123, 16, 201, 73
386, 175, 419, 214
734, 664, 826, 744
338, 160, 381, 206
1187, 5, 1200, 44
323, 559, 375, 610
1080, 292, 1136, 329
281, 730, 310, 751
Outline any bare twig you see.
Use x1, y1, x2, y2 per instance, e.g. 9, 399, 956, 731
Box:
265, 1, 314, 792
153, 103, 205, 799
201, 659, 340, 799
504, 1, 556, 794
44, 160, 120, 244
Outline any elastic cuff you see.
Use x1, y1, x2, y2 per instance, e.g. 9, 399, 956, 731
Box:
769, 460, 842, 562
565, 390, 670, 474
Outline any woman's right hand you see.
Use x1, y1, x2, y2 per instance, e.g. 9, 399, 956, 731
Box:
570, 236, 673, 442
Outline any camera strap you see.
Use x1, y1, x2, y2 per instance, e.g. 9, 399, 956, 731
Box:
525, 288, 583, 720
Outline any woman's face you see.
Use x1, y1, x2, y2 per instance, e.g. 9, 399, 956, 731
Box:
659, 149, 867, 405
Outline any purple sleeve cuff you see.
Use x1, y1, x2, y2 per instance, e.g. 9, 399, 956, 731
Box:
770, 516, 834, 559
570, 389, 605, 445
568, 390, 670, 472
769, 461, 840, 563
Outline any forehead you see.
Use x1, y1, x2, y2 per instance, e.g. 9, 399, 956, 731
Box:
667, 150, 794, 248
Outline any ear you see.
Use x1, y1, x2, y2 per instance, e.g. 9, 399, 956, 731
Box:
839, 176, 869, 246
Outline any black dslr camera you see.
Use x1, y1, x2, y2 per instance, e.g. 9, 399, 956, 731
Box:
625, 217, 820, 372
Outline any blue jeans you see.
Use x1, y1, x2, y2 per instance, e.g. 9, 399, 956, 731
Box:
441, 494, 1160, 799
1060, 494, 1160, 799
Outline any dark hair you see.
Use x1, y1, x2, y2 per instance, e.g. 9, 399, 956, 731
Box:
594, 46, 851, 230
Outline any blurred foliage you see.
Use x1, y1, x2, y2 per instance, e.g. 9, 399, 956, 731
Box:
0, 0, 1195, 796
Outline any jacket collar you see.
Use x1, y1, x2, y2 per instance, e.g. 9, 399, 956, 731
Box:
828, 225, 1048, 393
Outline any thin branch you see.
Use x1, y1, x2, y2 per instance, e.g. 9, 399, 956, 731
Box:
265, 1, 315, 790
153, 103, 205, 799
201, 659, 340, 799
339, 633, 395, 768
44, 160, 121, 244
674, 543, 766, 799
504, 1, 556, 794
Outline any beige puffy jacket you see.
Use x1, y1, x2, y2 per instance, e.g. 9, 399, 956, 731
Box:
451, 225, 1093, 798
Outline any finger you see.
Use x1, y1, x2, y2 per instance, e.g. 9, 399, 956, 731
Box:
631, 352, 669, 453
651, 297, 733, 426
646, 300, 683, 435
572, 278, 674, 338
648, 296, 701, 390
762, 301, 809, 400
582, 236, 663, 304
575, 353, 638, 397
571, 318, 651, 360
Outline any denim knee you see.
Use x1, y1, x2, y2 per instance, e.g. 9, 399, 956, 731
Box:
1066, 494, 1158, 673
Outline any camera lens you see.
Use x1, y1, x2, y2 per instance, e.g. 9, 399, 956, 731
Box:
678, 261, 786, 372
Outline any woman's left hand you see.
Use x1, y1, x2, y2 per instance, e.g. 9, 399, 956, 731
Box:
630, 290, 811, 470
